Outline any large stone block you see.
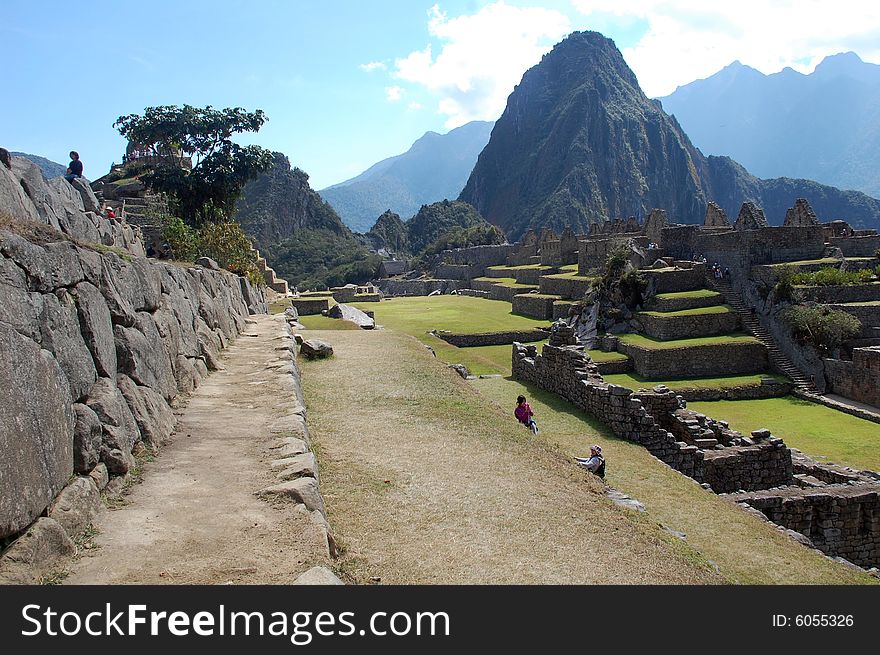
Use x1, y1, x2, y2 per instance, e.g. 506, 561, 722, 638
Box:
0, 155, 41, 222
85, 377, 141, 463
0, 253, 44, 341
114, 312, 177, 400
116, 374, 175, 445
72, 403, 102, 474
0, 323, 74, 539
39, 289, 97, 401
47, 477, 101, 537
72, 281, 117, 378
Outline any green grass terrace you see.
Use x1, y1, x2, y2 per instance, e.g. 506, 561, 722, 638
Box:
639, 305, 733, 318
617, 333, 760, 350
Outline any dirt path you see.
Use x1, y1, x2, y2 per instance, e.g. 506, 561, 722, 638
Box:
64, 315, 329, 585
301, 329, 721, 584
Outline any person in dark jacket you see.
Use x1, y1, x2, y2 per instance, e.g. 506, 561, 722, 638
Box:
64, 151, 83, 182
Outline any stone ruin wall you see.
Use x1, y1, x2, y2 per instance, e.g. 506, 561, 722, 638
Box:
512, 339, 880, 567
660, 224, 827, 285
0, 149, 272, 581
824, 347, 880, 408
730, 484, 880, 569
433, 328, 549, 348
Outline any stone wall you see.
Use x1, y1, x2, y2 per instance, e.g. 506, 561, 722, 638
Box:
578, 235, 634, 274
511, 293, 559, 320
701, 442, 792, 493
661, 225, 826, 284
795, 283, 880, 304
635, 310, 740, 340
642, 266, 706, 294
470, 279, 536, 302
825, 347, 880, 407
731, 484, 880, 569
512, 343, 706, 479
433, 263, 479, 280
646, 291, 723, 313
513, 342, 799, 494
619, 340, 768, 379
2, 151, 145, 257
538, 275, 593, 299
290, 297, 330, 315
437, 243, 516, 267
376, 278, 466, 296
0, 226, 266, 543
433, 328, 549, 347
830, 235, 880, 257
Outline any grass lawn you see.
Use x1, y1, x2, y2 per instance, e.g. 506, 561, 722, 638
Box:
559, 263, 579, 272
832, 301, 880, 306
688, 397, 880, 471
618, 333, 760, 350
639, 305, 733, 318
603, 371, 787, 391
348, 295, 551, 376
655, 290, 721, 300
298, 315, 362, 330
589, 350, 629, 363
471, 377, 874, 584
302, 329, 724, 584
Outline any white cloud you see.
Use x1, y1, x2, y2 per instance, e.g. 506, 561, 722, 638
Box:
385, 85, 404, 102
360, 61, 387, 72
393, 2, 571, 127
407, 101, 424, 111
572, 0, 880, 97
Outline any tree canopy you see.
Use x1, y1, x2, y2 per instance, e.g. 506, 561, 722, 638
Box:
114, 105, 274, 223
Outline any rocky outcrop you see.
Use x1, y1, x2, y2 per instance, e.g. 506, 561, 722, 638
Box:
1, 149, 145, 256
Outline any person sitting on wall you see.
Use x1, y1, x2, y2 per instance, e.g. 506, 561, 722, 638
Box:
515, 395, 538, 435
104, 206, 117, 220
575, 445, 605, 479
64, 150, 83, 183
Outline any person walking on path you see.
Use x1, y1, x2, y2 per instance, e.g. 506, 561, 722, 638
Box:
64, 150, 83, 182
515, 395, 538, 435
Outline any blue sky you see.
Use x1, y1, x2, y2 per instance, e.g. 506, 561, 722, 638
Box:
3, 1, 878, 189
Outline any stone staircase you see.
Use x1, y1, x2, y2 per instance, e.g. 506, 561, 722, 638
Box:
121, 194, 168, 247
706, 276, 819, 393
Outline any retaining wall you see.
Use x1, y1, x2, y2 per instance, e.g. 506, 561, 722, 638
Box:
731, 484, 880, 569
619, 340, 768, 379
511, 293, 559, 320
0, 226, 266, 551
635, 310, 740, 340
824, 347, 880, 408
434, 328, 549, 347
795, 283, 880, 304
538, 275, 593, 299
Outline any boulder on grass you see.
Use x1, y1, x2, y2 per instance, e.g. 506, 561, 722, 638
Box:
328, 303, 374, 329
301, 339, 333, 360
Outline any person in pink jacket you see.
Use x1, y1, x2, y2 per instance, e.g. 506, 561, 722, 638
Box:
515, 395, 538, 434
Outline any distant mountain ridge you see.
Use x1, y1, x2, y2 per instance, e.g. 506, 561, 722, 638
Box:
319, 120, 494, 233
11, 152, 67, 179
658, 52, 880, 198
459, 31, 880, 240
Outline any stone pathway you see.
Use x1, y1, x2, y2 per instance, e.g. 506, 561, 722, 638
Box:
63, 314, 330, 585
300, 328, 721, 584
